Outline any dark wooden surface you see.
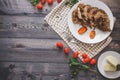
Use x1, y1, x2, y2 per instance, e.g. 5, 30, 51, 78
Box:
0, 0, 120, 80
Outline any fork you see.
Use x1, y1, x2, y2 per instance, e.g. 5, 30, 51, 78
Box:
61, 31, 95, 55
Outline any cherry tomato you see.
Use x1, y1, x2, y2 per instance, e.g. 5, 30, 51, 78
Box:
90, 58, 97, 65
84, 57, 91, 63
73, 51, 79, 59
36, 3, 43, 10
41, 0, 46, 4
64, 47, 69, 55
57, 0, 62, 3
48, 0, 53, 5
56, 42, 63, 49
82, 53, 88, 59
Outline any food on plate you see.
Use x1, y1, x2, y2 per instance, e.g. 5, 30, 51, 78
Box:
72, 3, 110, 31
104, 62, 116, 71
78, 26, 87, 34
106, 55, 118, 67
72, 3, 110, 39
104, 55, 119, 72
72, 9, 79, 24
90, 30, 96, 39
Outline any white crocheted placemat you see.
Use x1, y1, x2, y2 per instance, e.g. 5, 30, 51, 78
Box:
44, 0, 113, 61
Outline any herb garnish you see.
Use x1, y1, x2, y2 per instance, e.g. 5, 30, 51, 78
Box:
69, 57, 96, 78
117, 64, 120, 71
65, 0, 78, 7
31, 0, 40, 6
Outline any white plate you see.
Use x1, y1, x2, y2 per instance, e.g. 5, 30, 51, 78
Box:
68, 0, 114, 44
97, 51, 120, 79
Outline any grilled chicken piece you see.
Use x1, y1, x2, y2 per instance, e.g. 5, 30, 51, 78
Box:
93, 9, 111, 31
96, 17, 110, 31
72, 3, 110, 32
77, 7, 82, 19
87, 7, 98, 27
88, 7, 98, 19
94, 9, 107, 19
83, 5, 91, 18
82, 5, 91, 26
77, 4, 91, 26
77, 3, 85, 12
72, 9, 79, 24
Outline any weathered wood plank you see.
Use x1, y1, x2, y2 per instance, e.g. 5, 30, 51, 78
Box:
0, 0, 59, 15
0, 62, 70, 80
103, 40, 120, 53
0, 62, 119, 80
0, 51, 69, 63
0, 29, 60, 39
0, 15, 61, 39
0, 38, 73, 62
0, 62, 69, 74
0, 0, 120, 80
0, 38, 69, 49
0, 15, 120, 40
0, 38, 120, 62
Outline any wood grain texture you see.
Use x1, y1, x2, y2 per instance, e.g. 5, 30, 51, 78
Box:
0, 0, 120, 80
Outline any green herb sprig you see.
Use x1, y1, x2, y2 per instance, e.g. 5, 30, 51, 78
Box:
117, 64, 120, 71
31, 0, 40, 6
65, 0, 78, 7
69, 57, 96, 78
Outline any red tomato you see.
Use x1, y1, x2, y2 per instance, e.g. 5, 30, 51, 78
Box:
73, 51, 79, 59
84, 57, 91, 63
57, 0, 62, 3
36, 3, 43, 10
64, 48, 69, 55
82, 53, 88, 59
41, 0, 46, 4
48, 0, 53, 5
56, 42, 63, 49
90, 58, 97, 65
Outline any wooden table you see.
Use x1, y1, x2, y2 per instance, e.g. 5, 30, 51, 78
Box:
0, 0, 120, 80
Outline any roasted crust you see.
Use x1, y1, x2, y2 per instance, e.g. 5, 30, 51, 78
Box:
72, 3, 110, 32
72, 9, 79, 24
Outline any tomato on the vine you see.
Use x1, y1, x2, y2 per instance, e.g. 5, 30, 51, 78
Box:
82, 53, 88, 59
64, 47, 69, 55
36, 3, 43, 10
41, 0, 46, 4
84, 57, 90, 63
48, 0, 53, 5
57, 0, 62, 3
90, 58, 97, 65
73, 51, 79, 59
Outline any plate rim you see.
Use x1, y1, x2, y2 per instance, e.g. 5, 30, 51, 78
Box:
97, 51, 120, 79
68, 0, 114, 44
